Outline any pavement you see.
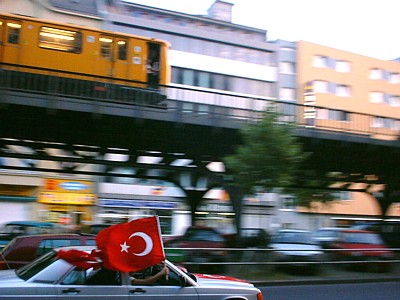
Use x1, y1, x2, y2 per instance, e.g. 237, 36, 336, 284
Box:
190, 259, 400, 286
228, 264, 400, 286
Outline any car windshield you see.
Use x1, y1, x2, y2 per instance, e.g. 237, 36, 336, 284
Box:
342, 232, 383, 244
273, 231, 315, 244
16, 250, 59, 281
314, 229, 340, 238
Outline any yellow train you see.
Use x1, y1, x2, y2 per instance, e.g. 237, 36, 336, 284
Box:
0, 13, 170, 106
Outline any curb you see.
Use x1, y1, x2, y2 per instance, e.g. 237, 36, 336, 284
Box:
251, 276, 400, 286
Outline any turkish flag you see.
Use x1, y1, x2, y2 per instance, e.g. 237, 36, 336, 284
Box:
96, 216, 165, 272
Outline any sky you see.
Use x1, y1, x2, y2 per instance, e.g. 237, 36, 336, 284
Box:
125, 0, 399, 61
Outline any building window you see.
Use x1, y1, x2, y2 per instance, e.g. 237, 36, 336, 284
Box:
333, 191, 351, 201
336, 84, 351, 97
388, 95, 400, 107
279, 88, 295, 100
313, 80, 329, 93
182, 69, 195, 85
369, 91, 384, 103
335, 60, 351, 73
280, 61, 295, 74
312, 55, 328, 68
281, 196, 296, 210
369, 68, 383, 80
389, 73, 400, 84
317, 109, 350, 121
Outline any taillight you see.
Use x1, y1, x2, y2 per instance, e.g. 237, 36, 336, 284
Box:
257, 291, 263, 300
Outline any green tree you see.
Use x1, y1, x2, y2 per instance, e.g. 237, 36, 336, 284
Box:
224, 108, 308, 195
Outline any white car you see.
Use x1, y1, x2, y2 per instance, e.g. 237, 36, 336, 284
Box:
270, 229, 324, 273
0, 246, 263, 300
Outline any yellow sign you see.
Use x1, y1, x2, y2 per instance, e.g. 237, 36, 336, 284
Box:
42, 179, 94, 193
38, 192, 96, 205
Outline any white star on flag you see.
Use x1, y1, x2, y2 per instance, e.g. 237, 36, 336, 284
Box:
120, 241, 130, 253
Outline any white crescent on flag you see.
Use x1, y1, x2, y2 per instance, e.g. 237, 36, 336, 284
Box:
128, 232, 153, 256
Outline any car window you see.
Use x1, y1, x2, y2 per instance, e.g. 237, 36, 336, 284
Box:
36, 239, 83, 257
17, 251, 60, 281
186, 229, 224, 242
85, 239, 97, 246
61, 268, 87, 285
85, 267, 121, 285
273, 231, 315, 244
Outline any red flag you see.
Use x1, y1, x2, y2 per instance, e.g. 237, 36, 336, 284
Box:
57, 249, 102, 270
96, 216, 165, 272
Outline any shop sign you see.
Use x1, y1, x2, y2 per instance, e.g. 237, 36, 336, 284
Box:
43, 178, 94, 193
98, 199, 176, 209
38, 192, 96, 205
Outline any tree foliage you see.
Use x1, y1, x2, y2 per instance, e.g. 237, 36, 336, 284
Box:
224, 108, 308, 195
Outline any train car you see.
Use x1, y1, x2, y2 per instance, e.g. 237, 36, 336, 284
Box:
0, 13, 170, 107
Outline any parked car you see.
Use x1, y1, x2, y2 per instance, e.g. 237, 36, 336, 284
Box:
351, 221, 400, 250
331, 229, 395, 272
269, 229, 324, 274
236, 228, 270, 248
0, 245, 263, 300
312, 227, 343, 249
0, 221, 68, 250
164, 226, 227, 271
0, 234, 96, 270
80, 223, 113, 235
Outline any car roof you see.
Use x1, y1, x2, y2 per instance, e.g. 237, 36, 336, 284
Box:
276, 229, 311, 233
315, 227, 343, 231
14, 233, 95, 239
4, 221, 57, 227
341, 229, 376, 234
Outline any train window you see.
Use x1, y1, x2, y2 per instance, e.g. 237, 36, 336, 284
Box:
39, 26, 82, 53
99, 37, 112, 58
7, 22, 21, 44
117, 40, 127, 60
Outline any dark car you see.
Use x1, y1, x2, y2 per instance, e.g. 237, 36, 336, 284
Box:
351, 221, 400, 249
0, 233, 96, 270
0, 221, 68, 250
269, 229, 324, 274
331, 229, 395, 272
80, 223, 113, 235
312, 227, 343, 249
237, 228, 270, 248
164, 226, 227, 271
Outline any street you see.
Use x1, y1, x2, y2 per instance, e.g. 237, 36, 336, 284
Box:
258, 281, 400, 300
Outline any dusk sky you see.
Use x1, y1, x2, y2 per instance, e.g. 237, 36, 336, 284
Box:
126, 0, 399, 61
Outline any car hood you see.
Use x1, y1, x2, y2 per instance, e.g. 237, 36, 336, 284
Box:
0, 270, 24, 284
271, 243, 323, 255
339, 243, 393, 255
194, 274, 254, 288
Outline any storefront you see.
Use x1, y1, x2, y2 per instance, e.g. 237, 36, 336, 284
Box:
96, 198, 188, 235
37, 178, 96, 230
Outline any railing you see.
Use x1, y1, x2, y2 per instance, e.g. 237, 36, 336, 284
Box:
1, 64, 399, 141
165, 247, 400, 281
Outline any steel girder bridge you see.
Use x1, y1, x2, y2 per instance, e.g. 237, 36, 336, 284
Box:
1, 69, 400, 229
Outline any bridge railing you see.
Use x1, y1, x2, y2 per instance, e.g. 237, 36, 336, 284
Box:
165, 84, 400, 140
0, 65, 399, 140
165, 247, 400, 280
